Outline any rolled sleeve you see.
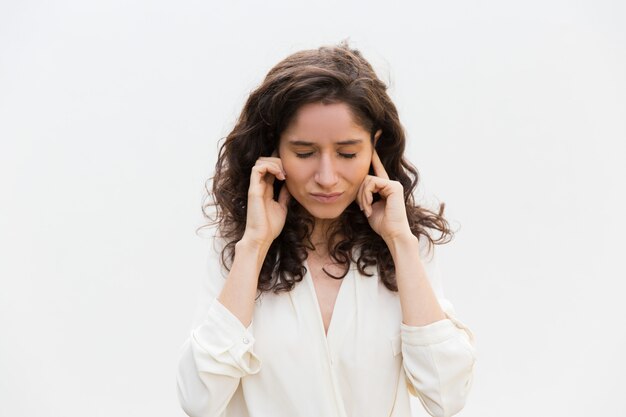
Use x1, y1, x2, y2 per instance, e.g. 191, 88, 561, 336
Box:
399, 299, 476, 417
401, 298, 476, 347
191, 298, 262, 378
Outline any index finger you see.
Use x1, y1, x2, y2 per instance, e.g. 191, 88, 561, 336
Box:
371, 148, 389, 180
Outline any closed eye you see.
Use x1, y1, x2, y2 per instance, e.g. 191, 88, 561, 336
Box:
295, 152, 357, 159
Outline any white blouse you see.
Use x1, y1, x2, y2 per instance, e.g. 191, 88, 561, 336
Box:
176, 234, 476, 417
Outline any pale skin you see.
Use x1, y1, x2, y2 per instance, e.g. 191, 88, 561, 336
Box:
217, 102, 445, 334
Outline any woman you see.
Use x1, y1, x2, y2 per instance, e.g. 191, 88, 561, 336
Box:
177, 42, 476, 417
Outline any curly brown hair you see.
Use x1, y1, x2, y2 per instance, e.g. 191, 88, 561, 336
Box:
197, 40, 454, 297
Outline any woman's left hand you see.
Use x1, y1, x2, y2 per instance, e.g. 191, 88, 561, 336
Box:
356, 149, 413, 242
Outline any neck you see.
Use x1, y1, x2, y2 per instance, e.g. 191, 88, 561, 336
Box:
309, 218, 342, 257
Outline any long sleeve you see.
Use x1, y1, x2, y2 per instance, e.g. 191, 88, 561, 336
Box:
400, 242, 476, 417
176, 237, 262, 417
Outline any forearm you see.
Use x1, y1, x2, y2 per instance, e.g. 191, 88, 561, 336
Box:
386, 233, 446, 327
179, 238, 266, 415
217, 238, 269, 328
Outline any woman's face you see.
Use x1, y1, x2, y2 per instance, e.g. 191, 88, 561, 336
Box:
278, 101, 381, 222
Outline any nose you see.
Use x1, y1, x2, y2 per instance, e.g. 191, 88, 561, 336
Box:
314, 153, 339, 189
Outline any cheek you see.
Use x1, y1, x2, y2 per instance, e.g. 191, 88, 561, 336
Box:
281, 159, 297, 175
284, 177, 309, 203
279, 152, 301, 174
282, 164, 308, 192
352, 157, 372, 180
282, 160, 302, 180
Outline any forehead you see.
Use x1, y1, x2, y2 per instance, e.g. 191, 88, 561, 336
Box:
280, 102, 370, 145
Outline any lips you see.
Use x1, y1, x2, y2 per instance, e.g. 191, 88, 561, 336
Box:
310, 192, 343, 203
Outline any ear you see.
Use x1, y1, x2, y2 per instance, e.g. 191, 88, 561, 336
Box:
373, 129, 382, 148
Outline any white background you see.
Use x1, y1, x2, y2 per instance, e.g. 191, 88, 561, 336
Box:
1, 1, 625, 416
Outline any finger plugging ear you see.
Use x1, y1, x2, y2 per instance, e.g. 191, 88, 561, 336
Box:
370, 148, 389, 180
373, 129, 382, 147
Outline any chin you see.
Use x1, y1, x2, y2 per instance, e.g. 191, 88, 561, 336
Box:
302, 204, 350, 220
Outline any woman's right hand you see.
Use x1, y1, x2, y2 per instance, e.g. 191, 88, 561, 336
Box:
241, 151, 291, 249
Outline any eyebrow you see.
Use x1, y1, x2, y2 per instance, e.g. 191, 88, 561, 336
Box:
287, 139, 364, 146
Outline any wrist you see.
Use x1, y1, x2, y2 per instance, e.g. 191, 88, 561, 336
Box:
238, 235, 272, 254
384, 231, 419, 257
383, 228, 416, 246
235, 237, 272, 270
